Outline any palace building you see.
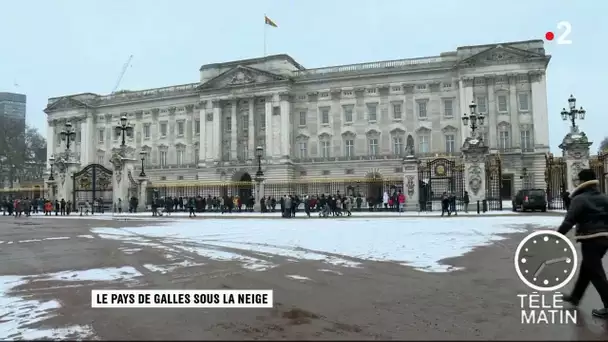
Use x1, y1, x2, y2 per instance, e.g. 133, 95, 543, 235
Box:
44, 39, 550, 200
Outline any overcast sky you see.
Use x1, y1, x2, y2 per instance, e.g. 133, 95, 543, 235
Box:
0, 0, 602, 152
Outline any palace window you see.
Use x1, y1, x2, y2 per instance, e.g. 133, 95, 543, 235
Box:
321, 108, 330, 125
225, 117, 232, 132
98, 129, 104, 143
299, 111, 307, 126
477, 96, 487, 113
368, 138, 378, 156
160, 123, 167, 137
194, 148, 200, 165
177, 121, 185, 137
159, 151, 167, 166
497, 95, 508, 113
417, 101, 427, 119
392, 136, 404, 155
345, 139, 354, 157
418, 134, 430, 153
143, 123, 151, 139
499, 130, 511, 149
194, 120, 200, 135
242, 115, 249, 133
176, 149, 184, 166
443, 99, 454, 117
367, 104, 377, 122
97, 155, 104, 164
445, 134, 455, 153
259, 114, 266, 130
521, 130, 533, 150
298, 141, 307, 158
343, 106, 354, 123
320, 140, 330, 158
393, 103, 402, 120
518, 93, 530, 111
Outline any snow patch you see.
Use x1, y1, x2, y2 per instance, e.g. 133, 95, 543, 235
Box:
286, 275, 312, 281
143, 260, 205, 274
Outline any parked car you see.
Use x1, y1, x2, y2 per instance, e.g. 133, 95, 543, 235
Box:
512, 189, 547, 212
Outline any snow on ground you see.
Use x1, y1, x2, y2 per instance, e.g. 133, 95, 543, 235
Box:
92, 215, 564, 273
0, 267, 141, 340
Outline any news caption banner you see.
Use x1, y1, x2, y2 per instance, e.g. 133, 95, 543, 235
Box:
514, 230, 578, 325
92, 290, 273, 308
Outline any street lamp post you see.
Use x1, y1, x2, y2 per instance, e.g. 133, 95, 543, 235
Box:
48, 156, 55, 181
139, 150, 147, 177
560, 94, 586, 130
254, 146, 265, 212
461, 101, 486, 139
60, 122, 76, 150
115, 115, 134, 147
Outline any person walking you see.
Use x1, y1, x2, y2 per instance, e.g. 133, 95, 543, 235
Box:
558, 169, 608, 319
463, 191, 470, 213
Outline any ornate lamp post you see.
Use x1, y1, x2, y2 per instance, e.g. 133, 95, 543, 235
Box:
561, 94, 586, 130
255, 146, 264, 179
60, 122, 76, 150
115, 115, 134, 147
139, 150, 147, 177
461, 101, 485, 139
48, 156, 55, 181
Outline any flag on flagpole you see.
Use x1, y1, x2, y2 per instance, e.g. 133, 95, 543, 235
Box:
264, 15, 278, 28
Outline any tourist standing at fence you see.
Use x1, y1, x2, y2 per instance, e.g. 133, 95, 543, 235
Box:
441, 193, 450, 217
561, 186, 571, 210
557, 169, 608, 319
463, 191, 470, 213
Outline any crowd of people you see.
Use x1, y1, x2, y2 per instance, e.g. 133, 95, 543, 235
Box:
1, 197, 74, 217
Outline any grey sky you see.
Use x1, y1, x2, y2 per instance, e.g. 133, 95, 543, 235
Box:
0, 0, 602, 152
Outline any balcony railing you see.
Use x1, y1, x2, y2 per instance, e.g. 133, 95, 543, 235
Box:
293, 56, 446, 77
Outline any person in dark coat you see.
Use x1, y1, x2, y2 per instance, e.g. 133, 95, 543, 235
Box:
463, 191, 470, 213
558, 169, 608, 319
441, 192, 450, 217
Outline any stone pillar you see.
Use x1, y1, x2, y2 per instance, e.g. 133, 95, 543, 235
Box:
253, 176, 266, 212
459, 77, 474, 146
264, 97, 273, 159
47, 120, 55, 168
230, 99, 238, 160
211, 100, 222, 162
55, 159, 80, 204
462, 137, 488, 204
279, 93, 291, 159
402, 156, 419, 211
508, 74, 520, 149
80, 115, 93, 165
530, 71, 549, 149
248, 99, 256, 158
559, 131, 592, 191
111, 155, 137, 213
198, 101, 207, 166
138, 177, 148, 211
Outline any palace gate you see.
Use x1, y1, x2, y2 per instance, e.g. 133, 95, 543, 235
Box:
590, 153, 607, 194
418, 158, 465, 211
545, 154, 567, 210
72, 163, 113, 210
485, 154, 503, 210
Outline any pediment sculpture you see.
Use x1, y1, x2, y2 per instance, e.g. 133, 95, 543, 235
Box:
230, 71, 256, 85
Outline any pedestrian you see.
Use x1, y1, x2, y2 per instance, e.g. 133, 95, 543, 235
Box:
558, 169, 608, 319
463, 191, 470, 213
441, 192, 450, 217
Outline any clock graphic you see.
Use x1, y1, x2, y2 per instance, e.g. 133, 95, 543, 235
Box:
514, 230, 578, 292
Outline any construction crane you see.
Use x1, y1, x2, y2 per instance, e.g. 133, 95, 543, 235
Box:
112, 55, 134, 93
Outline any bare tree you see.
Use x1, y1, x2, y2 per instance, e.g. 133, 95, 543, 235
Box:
0, 117, 46, 186
599, 136, 608, 154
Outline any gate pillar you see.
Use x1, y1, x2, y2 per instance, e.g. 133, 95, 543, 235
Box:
253, 175, 265, 212
54, 153, 80, 203
111, 153, 137, 212
462, 137, 489, 204
559, 130, 592, 191
402, 156, 419, 211
138, 177, 149, 212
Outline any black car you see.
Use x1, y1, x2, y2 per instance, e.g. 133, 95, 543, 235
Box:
512, 189, 547, 212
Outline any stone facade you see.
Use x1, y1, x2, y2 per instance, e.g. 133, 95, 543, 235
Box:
44, 39, 551, 199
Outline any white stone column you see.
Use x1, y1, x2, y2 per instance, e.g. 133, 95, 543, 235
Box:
462, 138, 488, 205
530, 71, 549, 149
57, 161, 80, 203
211, 100, 222, 162
264, 97, 273, 158
138, 178, 148, 211
112, 157, 136, 212
508, 74, 520, 149
486, 76, 497, 149
47, 120, 55, 168
231, 99, 238, 160
248, 99, 255, 158
198, 101, 207, 166
279, 92, 291, 158
459, 78, 474, 144
403, 157, 419, 211
253, 178, 265, 212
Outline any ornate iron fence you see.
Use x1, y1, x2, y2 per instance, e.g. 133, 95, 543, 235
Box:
418, 157, 465, 212
485, 154, 503, 210
545, 153, 567, 210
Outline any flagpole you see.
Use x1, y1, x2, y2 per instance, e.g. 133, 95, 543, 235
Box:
263, 13, 267, 57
